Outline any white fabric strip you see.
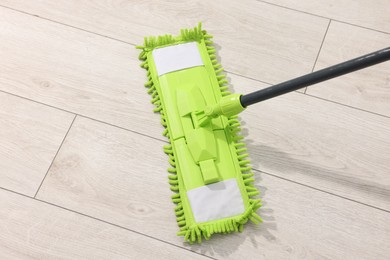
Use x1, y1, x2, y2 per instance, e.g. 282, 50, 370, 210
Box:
152, 42, 204, 76
186, 179, 245, 223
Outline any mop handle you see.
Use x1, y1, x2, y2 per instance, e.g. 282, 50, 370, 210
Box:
240, 47, 390, 107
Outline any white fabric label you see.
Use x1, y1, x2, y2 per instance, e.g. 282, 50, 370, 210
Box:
152, 42, 204, 76
186, 179, 245, 223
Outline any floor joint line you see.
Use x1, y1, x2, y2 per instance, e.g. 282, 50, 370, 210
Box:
0, 186, 216, 260
256, 169, 390, 213
33, 115, 77, 198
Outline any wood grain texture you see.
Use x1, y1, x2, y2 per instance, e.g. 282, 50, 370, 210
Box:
0, 92, 74, 196
263, 0, 390, 33
305, 22, 390, 117
0, 6, 161, 137
1, 3, 390, 259
232, 76, 390, 211
0, 189, 208, 259
36, 116, 390, 260
1, 3, 388, 210
0, 0, 329, 83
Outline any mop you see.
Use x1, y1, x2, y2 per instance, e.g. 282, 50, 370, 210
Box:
137, 23, 390, 243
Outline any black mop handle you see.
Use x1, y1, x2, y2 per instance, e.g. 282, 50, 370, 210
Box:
240, 47, 390, 107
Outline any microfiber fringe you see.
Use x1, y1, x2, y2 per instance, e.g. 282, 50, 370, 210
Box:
137, 23, 261, 244
139, 23, 204, 51
176, 201, 262, 243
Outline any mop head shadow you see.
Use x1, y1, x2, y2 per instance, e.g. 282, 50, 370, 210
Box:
137, 23, 262, 243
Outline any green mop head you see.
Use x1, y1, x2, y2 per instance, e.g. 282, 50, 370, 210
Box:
137, 23, 262, 243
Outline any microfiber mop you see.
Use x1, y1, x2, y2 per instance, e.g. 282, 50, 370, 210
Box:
137, 23, 390, 243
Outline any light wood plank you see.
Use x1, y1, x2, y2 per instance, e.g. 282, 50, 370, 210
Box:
305, 21, 390, 116
0, 188, 208, 259
0, 6, 162, 137
1, 4, 389, 211
0, 92, 74, 196
0, 1, 329, 83
37, 116, 390, 259
1, 2, 389, 259
233, 75, 390, 211
263, 0, 390, 33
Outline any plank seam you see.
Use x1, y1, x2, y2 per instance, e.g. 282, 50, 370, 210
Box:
255, 169, 390, 213
33, 114, 77, 198
304, 19, 332, 94
0, 185, 217, 260
256, 0, 390, 35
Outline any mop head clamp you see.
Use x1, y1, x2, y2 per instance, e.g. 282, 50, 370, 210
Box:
137, 23, 261, 243
195, 94, 245, 127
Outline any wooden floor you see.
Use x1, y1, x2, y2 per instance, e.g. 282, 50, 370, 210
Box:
0, 1, 389, 259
